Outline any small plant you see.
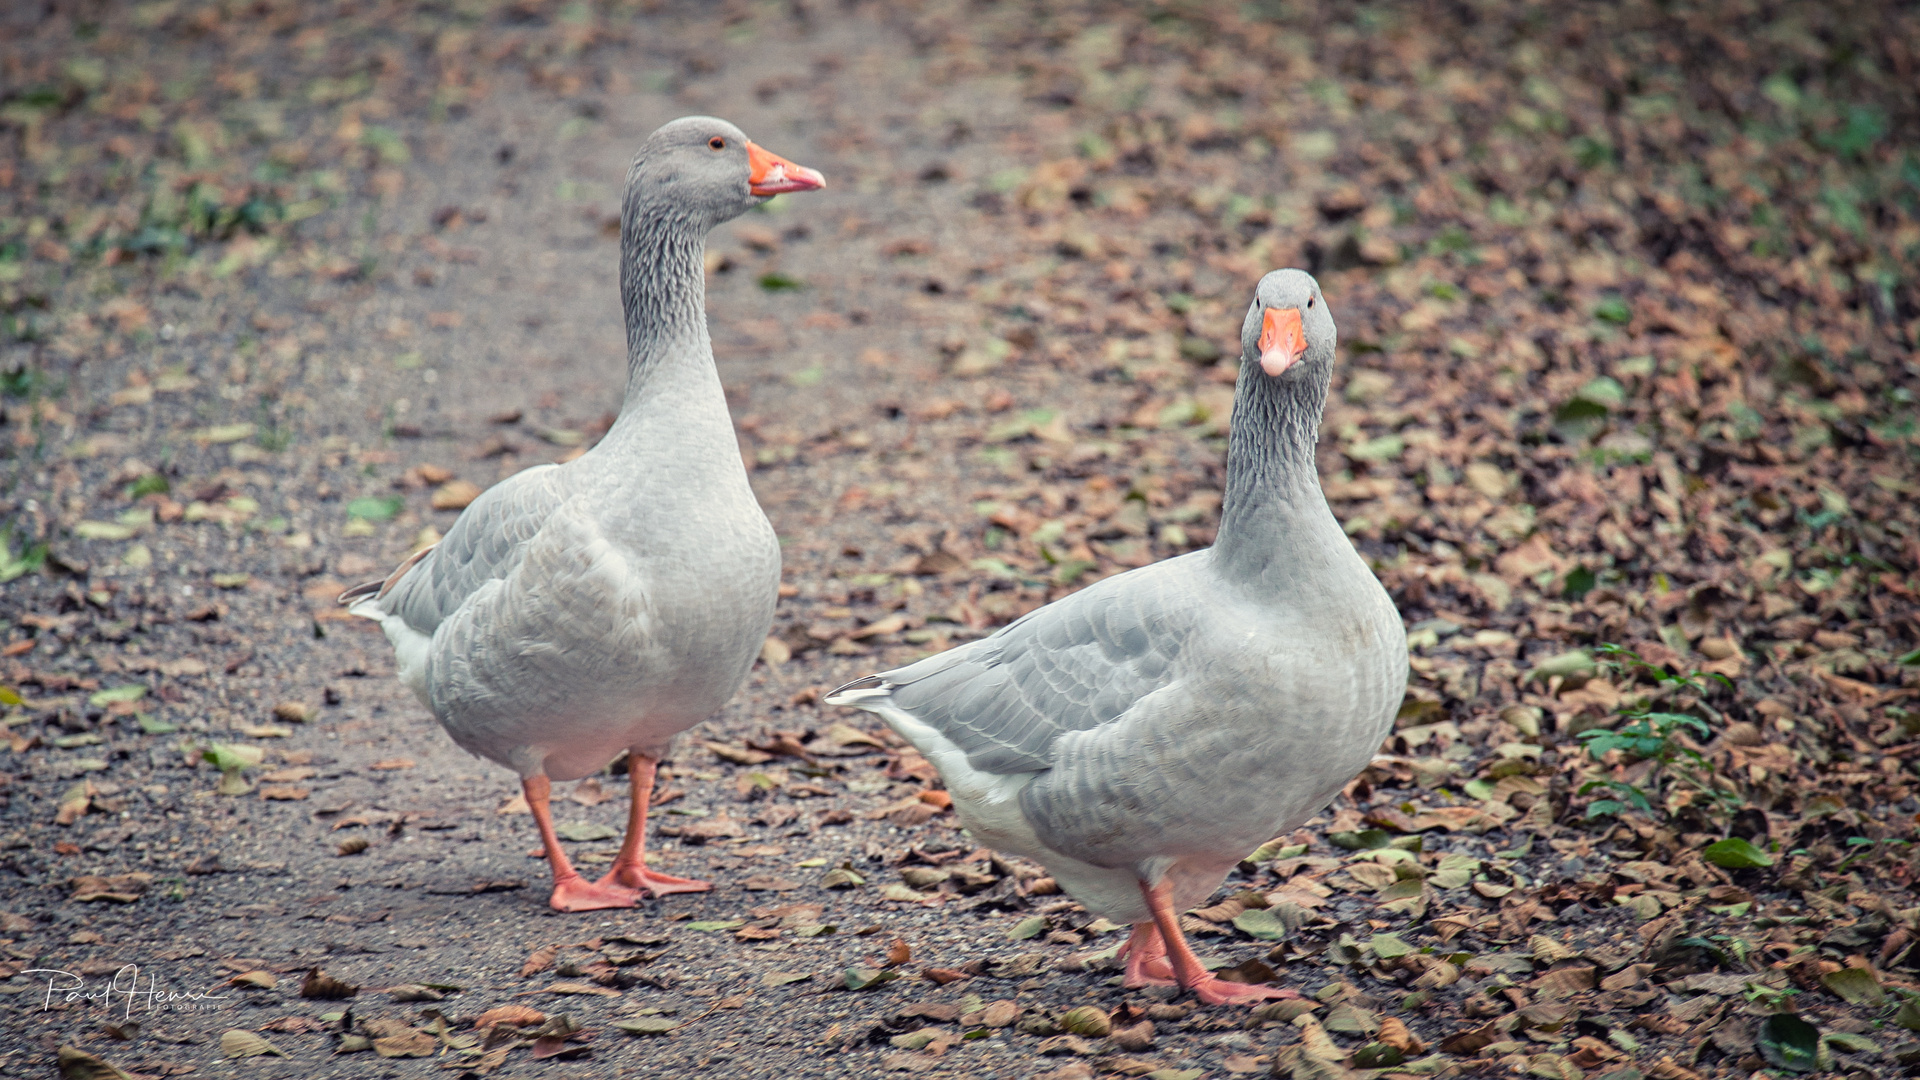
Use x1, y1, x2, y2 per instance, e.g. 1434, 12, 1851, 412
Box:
0, 530, 47, 584
1576, 644, 1740, 820
1835, 835, 1912, 873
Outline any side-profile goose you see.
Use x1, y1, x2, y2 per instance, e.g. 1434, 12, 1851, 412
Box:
343, 117, 824, 912
829, 270, 1406, 1003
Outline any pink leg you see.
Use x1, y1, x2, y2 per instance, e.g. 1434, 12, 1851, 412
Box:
1139, 879, 1297, 1006
524, 775, 640, 912
1120, 921, 1177, 987
595, 754, 710, 897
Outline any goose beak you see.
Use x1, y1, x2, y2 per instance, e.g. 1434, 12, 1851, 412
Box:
1258, 307, 1307, 376
747, 141, 827, 196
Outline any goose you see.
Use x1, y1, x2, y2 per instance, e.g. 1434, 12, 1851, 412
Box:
342, 117, 824, 912
828, 270, 1407, 1003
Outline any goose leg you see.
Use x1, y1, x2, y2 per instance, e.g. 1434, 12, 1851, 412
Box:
1139, 879, 1296, 1006
595, 754, 712, 897
1119, 921, 1177, 987
525, 775, 640, 912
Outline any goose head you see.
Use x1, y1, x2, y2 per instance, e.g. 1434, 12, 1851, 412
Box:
627, 116, 826, 229
1239, 268, 1335, 379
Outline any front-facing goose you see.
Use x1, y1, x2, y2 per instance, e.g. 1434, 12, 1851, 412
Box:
343, 117, 824, 912
829, 270, 1406, 1003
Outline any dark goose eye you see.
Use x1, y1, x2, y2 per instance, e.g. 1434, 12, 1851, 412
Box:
709, 136, 726, 151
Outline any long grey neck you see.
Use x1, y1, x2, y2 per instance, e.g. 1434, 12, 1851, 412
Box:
1211, 355, 1341, 585
618, 195, 712, 409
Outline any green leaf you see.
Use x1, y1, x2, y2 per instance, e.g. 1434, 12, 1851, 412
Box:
1347, 434, 1404, 462
1008, 916, 1049, 940
0, 686, 22, 706
136, 713, 176, 735
757, 273, 804, 292
1592, 299, 1632, 326
1369, 932, 1412, 959
1821, 967, 1886, 1006
1702, 837, 1774, 869
1245, 838, 1307, 864
685, 920, 744, 932
1898, 647, 1920, 666
125, 473, 170, 498
820, 867, 865, 889
88, 684, 148, 707
1528, 650, 1595, 680
1894, 995, 1920, 1031
200, 742, 263, 772
1553, 397, 1610, 440
346, 495, 404, 521
614, 1017, 681, 1036
1757, 1013, 1821, 1073
1329, 829, 1392, 851
1351, 1042, 1406, 1068
1232, 908, 1287, 941
74, 521, 137, 540
1824, 1031, 1880, 1055
1429, 853, 1481, 889
842, 967, 899, 991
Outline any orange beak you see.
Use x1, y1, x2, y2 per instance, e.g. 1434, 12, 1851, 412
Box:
1258, 307, 1307, 376
747, 140, 826, 196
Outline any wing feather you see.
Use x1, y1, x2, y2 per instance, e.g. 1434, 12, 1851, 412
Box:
361, 464, 568, 635
864, 554, 1207, 775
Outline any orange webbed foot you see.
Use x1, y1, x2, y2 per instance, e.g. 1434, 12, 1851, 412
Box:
595, 865, 711, 898
548, 876, 642, 912
1189, 977, 1299, 1006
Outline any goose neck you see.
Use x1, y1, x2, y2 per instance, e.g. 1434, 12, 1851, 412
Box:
1211, 360, 1337, 577
619, 199, 710, 405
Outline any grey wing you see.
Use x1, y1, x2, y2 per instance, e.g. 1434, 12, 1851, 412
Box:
374, 464, 569, 634
878, 557, 1201, 774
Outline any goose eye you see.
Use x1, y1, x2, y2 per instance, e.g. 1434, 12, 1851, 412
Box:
1307, 297, 1315, 309
708, 136, 726, 151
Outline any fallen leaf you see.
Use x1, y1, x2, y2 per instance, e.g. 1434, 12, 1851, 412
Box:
431, 479, 482, 510
300, 969, 358, 999
614, 1016, 681, 1036
544, 981, 620, 997
69, 873, 152, 903
56, 1045, 134, 1080
219, 1030, 286, 1058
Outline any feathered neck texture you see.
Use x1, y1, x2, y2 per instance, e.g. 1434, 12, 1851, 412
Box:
617, 184, 712, 408
1211, 354, 1338, 581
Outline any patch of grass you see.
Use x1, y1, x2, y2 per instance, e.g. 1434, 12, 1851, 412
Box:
0, 531, 48, 584
1577, 644, 1740, 821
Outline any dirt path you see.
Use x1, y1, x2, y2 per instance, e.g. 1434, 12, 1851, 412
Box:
4, 2, 1919, 1079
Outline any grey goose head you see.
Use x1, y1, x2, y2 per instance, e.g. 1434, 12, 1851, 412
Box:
1238, 268, 1335, 379
624, 116, 826, 232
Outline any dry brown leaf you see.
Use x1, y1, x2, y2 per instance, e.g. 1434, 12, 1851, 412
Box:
520, 946, 556, 977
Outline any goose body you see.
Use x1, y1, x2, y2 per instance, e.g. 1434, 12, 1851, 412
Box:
346, 117, 824, 911
830, 270, 1406, 1001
